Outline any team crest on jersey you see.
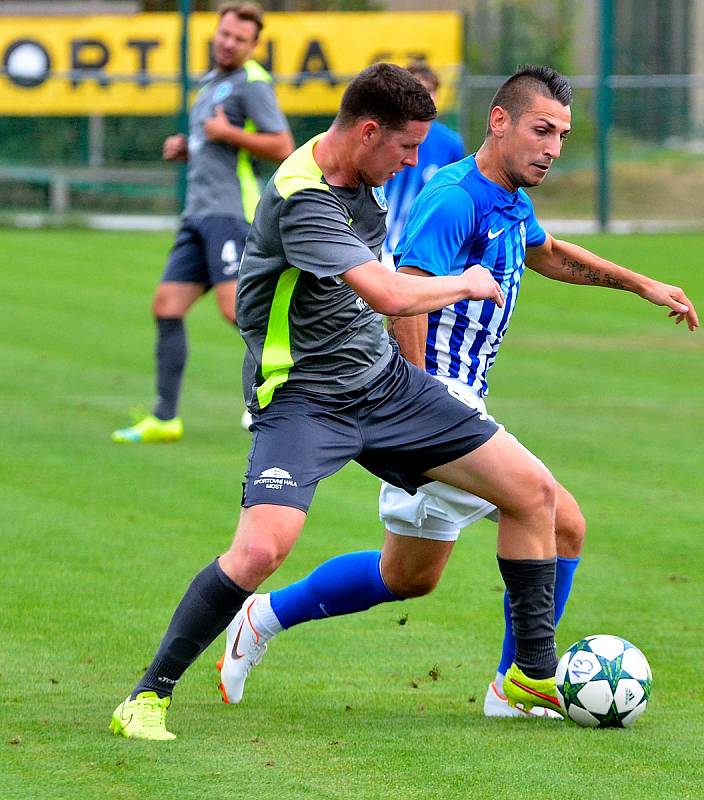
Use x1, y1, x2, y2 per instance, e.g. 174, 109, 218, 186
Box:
213, 82, 233, 103
372, 185, 387, 210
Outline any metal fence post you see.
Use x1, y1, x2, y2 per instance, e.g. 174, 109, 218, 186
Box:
597, 0, 614, 232
177, 0, 191, 213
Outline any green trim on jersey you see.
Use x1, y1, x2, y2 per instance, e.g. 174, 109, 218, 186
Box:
238, 118, 260, 224
257, 267, 301, 409
274, 134, 327, 200
238, 61, 273, 222
244, 59, 273, 84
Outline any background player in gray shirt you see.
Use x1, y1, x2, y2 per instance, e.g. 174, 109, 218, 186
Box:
112, 2, 293, 444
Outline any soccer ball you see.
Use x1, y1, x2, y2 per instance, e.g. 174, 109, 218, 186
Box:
555, 634, 652, 728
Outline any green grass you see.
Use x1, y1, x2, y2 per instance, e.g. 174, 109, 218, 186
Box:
1, 229, 703, 799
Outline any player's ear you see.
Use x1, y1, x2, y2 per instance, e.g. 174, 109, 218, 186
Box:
489, 105, 509, 138
360, 120, 381, 145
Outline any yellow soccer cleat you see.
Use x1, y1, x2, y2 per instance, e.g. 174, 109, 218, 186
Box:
503, 663, 565, 717
109, 691, 176, 741
111, 415, 183, 444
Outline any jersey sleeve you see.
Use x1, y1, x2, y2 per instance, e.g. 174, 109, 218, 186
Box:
396, 183, 476, 276
279, 189, 376, 278
240, 80, 289, 133
522, 192, 547, 247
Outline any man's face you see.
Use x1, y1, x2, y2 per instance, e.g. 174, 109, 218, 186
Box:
213, 13, 259, 71
499, 94, 571, 189
358, 119, 431, 186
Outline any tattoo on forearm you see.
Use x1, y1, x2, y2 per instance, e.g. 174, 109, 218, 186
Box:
561, 256, 625, 289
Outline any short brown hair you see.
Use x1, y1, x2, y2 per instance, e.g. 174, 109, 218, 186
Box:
337, 63, 436, 130
406, 61, 440, 94
218, 2, 264, 37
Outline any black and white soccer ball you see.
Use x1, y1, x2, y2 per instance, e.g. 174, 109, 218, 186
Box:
556, 634, 652, 728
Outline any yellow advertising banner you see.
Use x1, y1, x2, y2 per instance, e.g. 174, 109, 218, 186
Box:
0, 12, 461, 116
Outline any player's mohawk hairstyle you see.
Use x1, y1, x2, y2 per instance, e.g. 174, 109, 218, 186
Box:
513, 64, 573, 106
489, 65, 573, 129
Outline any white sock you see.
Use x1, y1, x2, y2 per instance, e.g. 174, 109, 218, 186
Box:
495, 671, 505, 693
249, 593, 284, 639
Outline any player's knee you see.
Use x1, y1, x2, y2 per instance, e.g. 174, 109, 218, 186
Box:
556, 498, 586, 558
506, 463, 557, 521
382, 562, 440, 599
152, 289, 176, 318
223, 538, 285, 584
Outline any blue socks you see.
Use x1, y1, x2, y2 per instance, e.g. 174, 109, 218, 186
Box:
270, 550, 398, 629
497, 555, 580, 677
267, 549, 579, 676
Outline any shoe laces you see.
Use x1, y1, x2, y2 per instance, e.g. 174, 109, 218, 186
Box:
137, 695, 169, 729
243, 640, 267, 674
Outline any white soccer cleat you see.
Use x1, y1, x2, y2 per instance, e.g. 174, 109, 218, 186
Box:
217, 595, 268, 704
483, 680, 563, 719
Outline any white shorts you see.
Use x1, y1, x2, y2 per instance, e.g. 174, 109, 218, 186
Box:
378, 376, 500, 542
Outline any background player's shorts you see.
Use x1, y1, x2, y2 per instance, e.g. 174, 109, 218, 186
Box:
241, 347, 499, 513
379, 376, 504, 541
161, 216, 250, 286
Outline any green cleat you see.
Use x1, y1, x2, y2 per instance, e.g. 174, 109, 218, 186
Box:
504, 663, 564, 716
109, 691, 176, 740
111, 415, 183, 444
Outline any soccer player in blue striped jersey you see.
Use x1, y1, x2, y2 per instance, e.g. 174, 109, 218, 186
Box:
217, 65, 698, 717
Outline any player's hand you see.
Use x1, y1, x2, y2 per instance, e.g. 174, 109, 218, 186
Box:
463, 264, 504, 307
163, 134, 188, 161
204, 105, 234, 142
640, 279, 699, 331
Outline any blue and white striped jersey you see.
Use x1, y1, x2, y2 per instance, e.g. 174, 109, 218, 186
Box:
395, 154, 546, 397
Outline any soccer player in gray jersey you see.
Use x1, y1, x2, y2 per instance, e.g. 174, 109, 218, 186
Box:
111, 63, 568, 740
112, 2, 293, 444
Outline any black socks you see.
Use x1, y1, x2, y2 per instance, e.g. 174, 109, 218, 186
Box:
497, 555, 558, 679
132, 560, 250, 699
154, 317, 187, 421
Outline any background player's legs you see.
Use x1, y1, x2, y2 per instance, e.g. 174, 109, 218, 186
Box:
151, 281, 204, 421
111, 280, 203, 443
495, 484, 584, 683
214, 279, 237, 325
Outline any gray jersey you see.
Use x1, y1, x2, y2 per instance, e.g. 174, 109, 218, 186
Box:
184, 60, 289, 221
237, 135, 393, 411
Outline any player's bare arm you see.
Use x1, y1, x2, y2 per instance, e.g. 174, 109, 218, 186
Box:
204, 105, 294, 161
387, 266, 433, 367
526, 233, 699, 331
343, 260, 504, 317
163, 133, 188, 162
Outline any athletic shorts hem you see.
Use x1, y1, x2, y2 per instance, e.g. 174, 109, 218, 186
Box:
409, 424, 499, 485
241, 497, 310, 514
384, 518, 460, 542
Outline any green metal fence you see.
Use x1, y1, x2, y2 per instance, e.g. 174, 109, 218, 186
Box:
2, 0, 704, 231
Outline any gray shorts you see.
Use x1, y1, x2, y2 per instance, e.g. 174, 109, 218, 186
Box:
162, 216, 249, 286
241, 347, 499, 513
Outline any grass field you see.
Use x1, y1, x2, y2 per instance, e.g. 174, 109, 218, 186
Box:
2, 229, 703, 800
